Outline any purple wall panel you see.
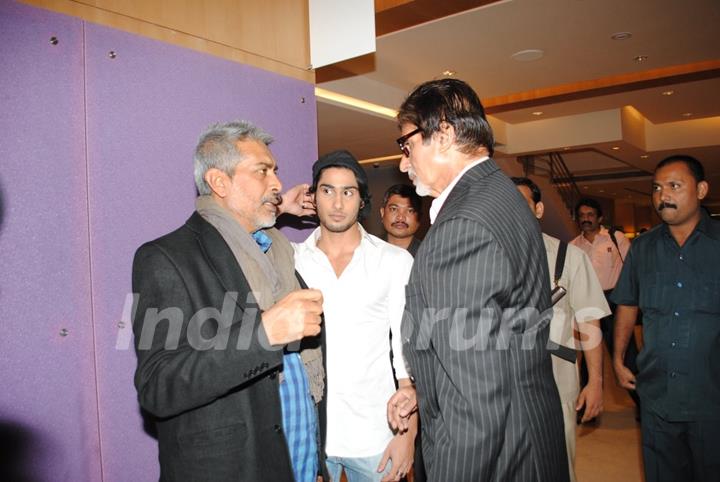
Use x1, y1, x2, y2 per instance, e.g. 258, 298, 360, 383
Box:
0, 2, 101, 481
83, 22, 318, 482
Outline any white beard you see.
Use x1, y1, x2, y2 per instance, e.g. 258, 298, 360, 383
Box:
408, 167, 432, 197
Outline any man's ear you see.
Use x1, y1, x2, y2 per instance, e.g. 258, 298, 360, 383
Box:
204, 168, 230, 198
380, 206, 385, 219
435, 121, 456, 153
534, 201, 545, 220
698, 180, 709, 200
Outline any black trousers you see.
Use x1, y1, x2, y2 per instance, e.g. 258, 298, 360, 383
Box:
641, 408, 720, 482
580, 290, 641, 408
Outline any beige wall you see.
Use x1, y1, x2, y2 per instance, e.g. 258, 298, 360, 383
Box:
22, 0, 313, 82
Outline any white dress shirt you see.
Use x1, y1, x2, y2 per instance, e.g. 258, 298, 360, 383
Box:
293, 225, 414, 457
429, 156, 489, 224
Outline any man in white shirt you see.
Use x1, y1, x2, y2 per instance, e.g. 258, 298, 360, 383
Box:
571, 198, 640, 409
513, 177, 610, 482
293, 150, 417, 482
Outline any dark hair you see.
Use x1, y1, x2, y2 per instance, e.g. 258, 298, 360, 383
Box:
575, 198, 603, 218
382, 184, 422, 213
310, 152, 372, 221
655, 155, 705, 182
397, 79, 494, 156
510, 177, 542, 203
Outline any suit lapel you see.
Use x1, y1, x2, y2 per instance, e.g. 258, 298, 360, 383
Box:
186, 212, 254, 303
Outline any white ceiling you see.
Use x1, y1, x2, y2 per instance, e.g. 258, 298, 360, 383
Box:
316, 0, 720, 211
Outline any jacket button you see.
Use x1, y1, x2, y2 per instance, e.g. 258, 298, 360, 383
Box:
273, 424, 282, 433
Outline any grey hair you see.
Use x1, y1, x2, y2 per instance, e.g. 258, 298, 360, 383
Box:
193, 120, 274, 195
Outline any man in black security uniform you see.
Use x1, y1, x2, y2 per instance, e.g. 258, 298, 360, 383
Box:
612, 155, 720, 482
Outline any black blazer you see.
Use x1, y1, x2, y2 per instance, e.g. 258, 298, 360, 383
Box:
402, 160, 568, 481
132, 212, 327, 481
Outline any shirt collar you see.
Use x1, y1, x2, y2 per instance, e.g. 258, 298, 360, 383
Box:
301, 223, 379, 253
251, 229, 273, 253
662, 209, 720, 242
430, 157, 489, 224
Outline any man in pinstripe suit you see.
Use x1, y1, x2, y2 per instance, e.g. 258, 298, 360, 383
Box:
387, 79, 568, 481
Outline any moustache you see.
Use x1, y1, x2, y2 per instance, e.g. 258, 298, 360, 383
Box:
392, 222, 409, 228
581, 221, 592, 226
657, 202, 677, 211
263, 194, 281, 206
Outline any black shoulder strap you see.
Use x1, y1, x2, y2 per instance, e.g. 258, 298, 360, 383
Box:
554, 240, 568, 286
608, 228, 625, 263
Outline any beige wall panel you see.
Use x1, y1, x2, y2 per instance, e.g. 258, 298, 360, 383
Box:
22, 0, 313, 82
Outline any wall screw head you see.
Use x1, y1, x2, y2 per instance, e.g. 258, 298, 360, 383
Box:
50, 36, 59, 45
300, 97, 305, 104
59, 328, 69, 337
108, 51, 117, 59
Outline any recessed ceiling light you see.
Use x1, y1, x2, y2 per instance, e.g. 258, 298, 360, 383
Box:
611, 32, 633, 40
583, 186, 589, 190
563, 147, 571, 150
599, 189, 605, 193
681, 112, 693, 117
442, 70, 456, 77
640, 154, 649, 159
661, 90, 675, 96
611, 146, 620, 150
511, 49, 544, 62
634, 55, 649, 62
531, 111, 543, 116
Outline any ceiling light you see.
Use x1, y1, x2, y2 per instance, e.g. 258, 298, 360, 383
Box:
611, 32, 633, 40
511, 49, 544, 62
563, 147, 571, 150
314, 87, 397, 119
611, 146, 620, 150
640, 155, 649, 159
599, 189, 605, 193
531, 111, 543, 116
358, 154, 403, 165
583, 186, 589, 190
661, 90, 675, 96
681, 112, 693, 117
442, 70, 456, 76
634, 55, 649, 62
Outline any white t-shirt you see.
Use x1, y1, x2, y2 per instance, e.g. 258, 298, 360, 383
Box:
294, 225, 413, 457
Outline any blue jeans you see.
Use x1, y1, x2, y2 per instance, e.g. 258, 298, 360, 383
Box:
326, 453, 392, 482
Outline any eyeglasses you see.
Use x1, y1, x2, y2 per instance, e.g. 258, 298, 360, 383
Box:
396, 128, 422, 158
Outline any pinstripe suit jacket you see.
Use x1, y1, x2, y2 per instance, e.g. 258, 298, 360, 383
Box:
402, 159, 569, 481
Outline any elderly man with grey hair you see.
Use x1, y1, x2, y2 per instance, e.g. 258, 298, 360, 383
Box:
132, 120, 327, 482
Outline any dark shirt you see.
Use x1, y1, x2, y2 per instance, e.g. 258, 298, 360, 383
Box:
381, 234, 422, 258
611, 212, 720, 421
407, 237, 422, 257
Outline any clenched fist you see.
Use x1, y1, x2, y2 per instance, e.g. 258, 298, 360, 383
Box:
262, 289, 323, 346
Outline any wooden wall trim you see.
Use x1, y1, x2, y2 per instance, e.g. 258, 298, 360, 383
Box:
21, 0, 315, 83
484, 60, 720, 114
